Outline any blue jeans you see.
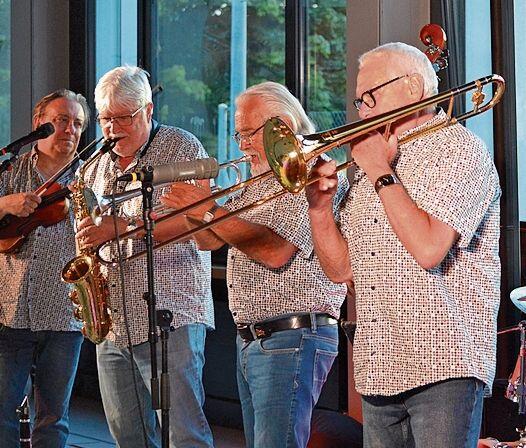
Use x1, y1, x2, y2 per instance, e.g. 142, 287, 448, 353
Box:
362, 377, 485, 448
0, 327, 83, 448
236, 321, 338, 448
96, 323, 213, 448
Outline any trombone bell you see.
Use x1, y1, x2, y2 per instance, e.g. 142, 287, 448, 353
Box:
264, 118, 308, 194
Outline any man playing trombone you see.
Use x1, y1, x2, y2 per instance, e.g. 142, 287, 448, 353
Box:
306, 42, 501, 447
161, 81, 349, 448
0, 89, 89, 447
75, 66, 214, 448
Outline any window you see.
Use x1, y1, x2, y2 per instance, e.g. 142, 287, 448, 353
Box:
0, 0, 10, 142
306, 0, 347, 162
96, 0, 138, 78
150, 0, 348, 180
465, 0, 493, 154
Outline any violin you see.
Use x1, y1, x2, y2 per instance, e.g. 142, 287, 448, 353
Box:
0, 180, 72, 253
419, 23, 449, 72
0, 136, 114, 253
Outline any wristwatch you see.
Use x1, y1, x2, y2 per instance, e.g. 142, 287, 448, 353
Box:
374, 173, 401, 194
203, 203, 220, 223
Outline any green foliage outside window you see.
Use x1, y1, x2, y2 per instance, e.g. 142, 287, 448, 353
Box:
153, 0, 346, 161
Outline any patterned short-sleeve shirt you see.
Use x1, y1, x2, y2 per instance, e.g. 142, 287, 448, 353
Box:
0, 150, 82, 332
341, 110, 501, 396
225, 167, 349, 324
83, 124, 214, 347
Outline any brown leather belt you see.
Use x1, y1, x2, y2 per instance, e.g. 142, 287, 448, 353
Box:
236, 313, 338, 342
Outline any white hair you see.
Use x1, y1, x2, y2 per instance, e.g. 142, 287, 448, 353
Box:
359, 42, 438, 97
236, 81, 315, 134
95, 65, 152, 112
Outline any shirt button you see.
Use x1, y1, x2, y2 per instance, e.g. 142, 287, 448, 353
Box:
231, 255, 234, 260
371, 252, 375, 256
373, 218, 378, 223
371, 286, 375, 290
228, 284, 233, 288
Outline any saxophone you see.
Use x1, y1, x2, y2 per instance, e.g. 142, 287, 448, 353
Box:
61, 142, 116, 344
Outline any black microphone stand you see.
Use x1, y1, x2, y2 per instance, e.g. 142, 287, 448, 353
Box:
140, 172, 172, 448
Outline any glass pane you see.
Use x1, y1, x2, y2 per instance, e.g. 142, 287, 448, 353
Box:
152, 0, 285, 178
465, 0, 493, 154
306, 0, 347, 162
96, 0, 138, 85
516, 0, 526, 221
0, 0, 10, 142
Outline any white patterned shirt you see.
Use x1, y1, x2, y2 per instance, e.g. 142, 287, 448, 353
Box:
225, 169, 349, 324
341, 111, 501, 396
0, 150, 82, 332
83, 124, 214, 347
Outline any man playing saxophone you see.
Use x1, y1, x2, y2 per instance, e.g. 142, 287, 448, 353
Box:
75, 66, 214, 448
0, 89, 89, 447
306, 42, 501, 447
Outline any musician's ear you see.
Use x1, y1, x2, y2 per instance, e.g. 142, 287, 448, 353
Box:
408, 74, 425, 100
145, 102, 154, 122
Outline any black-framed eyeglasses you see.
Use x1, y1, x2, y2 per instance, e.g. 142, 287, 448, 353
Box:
232, 122, 266, 146
353, 75, 408, 111
96, 105, 146, 127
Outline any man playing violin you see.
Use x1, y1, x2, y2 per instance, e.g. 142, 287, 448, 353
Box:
0, 89, 89, 447
306, 42, 501, 447
76, 65, 214, 448
161, 81, 349, 448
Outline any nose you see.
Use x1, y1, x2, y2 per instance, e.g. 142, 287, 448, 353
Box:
239, 138, 251, 151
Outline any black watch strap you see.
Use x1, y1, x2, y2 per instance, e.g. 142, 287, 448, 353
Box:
203, 203, 220, 223
374, 173, 401, 194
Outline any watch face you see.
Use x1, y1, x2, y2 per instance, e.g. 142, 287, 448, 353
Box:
375, 174, 399, 193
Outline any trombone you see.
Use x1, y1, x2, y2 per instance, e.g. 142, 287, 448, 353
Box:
96, 74, 505, 265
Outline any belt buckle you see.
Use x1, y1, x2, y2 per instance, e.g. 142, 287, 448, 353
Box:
254, 327, 268, 339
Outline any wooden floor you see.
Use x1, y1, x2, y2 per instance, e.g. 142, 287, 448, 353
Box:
67, 395, 245, 448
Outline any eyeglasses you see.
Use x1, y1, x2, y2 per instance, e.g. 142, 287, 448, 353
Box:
46, 115, 85, 131
232, 122, 265, 146
96, 105, 145, 127
353, 75, 409, 111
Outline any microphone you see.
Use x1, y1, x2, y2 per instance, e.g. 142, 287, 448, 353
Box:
2, 122, 55, 153
117, 158, 220, 184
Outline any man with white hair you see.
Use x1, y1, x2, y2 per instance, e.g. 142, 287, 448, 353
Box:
306, 42, 501, 447
76, 66, 214, 448
161, 81, 349, 448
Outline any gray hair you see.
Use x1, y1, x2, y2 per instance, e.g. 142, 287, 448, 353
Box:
33, 89, 90, 131
236, 81, 315, 134
359, 42, 438, 97
95, 66, 152, 113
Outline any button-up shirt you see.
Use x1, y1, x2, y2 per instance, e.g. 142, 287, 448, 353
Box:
225, 169, 349, 324
0, 149, 81, 332
341, 111, 501, 396
83, 125, 214, 347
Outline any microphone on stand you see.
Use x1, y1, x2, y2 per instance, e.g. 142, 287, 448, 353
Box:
1, 123, 55, 175
116, 158, 220, 185
1, 122, 55, 154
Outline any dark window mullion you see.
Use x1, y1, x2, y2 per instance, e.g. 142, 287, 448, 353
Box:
285, 0, 308, 110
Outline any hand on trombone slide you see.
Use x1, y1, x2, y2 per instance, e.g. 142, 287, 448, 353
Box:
159, 179, 214, 222
76, 214, 128, 250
